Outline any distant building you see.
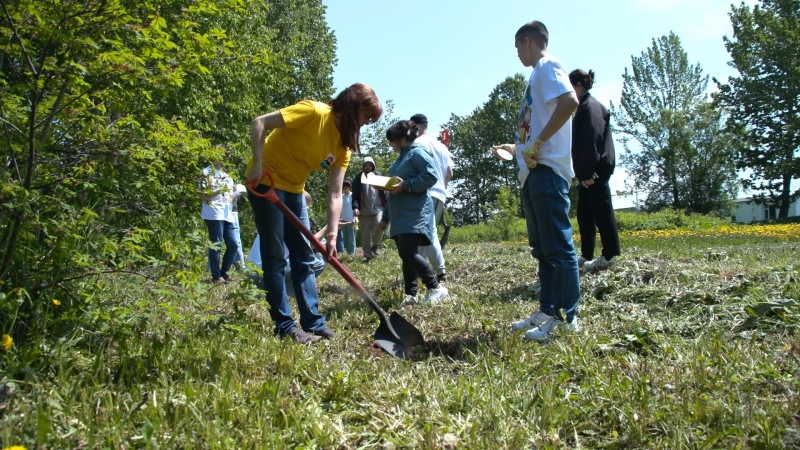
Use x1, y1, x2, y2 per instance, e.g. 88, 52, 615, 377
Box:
733, 197, 800, 223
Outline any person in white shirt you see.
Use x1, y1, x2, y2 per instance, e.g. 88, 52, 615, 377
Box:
410, 114, 453, 283
492, 21, 581, 342
199, 158, 244, 283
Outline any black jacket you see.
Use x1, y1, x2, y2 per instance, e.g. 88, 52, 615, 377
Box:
572, 93, 615, 182
351, 170, 387, 214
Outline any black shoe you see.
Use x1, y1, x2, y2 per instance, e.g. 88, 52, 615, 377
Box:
371, 245, 379, 256
437, 273, 447, 283
284, 328, 315, 344
364, 257, 372, 264
310, 328, 336, 340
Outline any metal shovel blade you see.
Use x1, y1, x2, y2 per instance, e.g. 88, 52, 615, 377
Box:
373, 312, 425, 359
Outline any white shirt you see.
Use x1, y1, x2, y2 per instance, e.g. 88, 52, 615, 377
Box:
340, 192, 354, 222
199, 166, 235, 222
515, 55, 575, 185
414, 133, 454, 201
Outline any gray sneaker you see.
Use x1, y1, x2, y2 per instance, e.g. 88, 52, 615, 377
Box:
578, 256, 589, 268
284, 327, 315, 344
524, 317, 580, 342
584, 256, 615, 272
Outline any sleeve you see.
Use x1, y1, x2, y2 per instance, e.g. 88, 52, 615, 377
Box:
279, 100, 319, 129
573, 101, 603, 181
333, 149, 351, 172
351, 175, 362, 210
405, 149, 438, 193
539, 61, 574, 104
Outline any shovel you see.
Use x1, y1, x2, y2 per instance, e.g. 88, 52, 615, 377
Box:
246, 169, 425, 359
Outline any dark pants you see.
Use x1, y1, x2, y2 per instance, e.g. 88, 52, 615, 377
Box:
205, 219, 239, 279
577, 177, 621, 260
395, 233, 439, 296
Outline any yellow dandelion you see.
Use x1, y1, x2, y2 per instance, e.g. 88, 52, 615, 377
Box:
52, 299, 61, 306
3, 446, 28, 450
1, 334, 12, 351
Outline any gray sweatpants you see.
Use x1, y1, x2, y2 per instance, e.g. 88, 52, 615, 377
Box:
419, 197, 446, 275
359, 210, 385, 259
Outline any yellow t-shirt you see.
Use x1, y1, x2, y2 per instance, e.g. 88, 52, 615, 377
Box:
247, 100, 351, 194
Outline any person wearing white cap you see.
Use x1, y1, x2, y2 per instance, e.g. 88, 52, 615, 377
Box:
350, 156, 387, 262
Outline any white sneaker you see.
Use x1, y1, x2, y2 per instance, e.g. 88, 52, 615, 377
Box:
524, 317, 580, 342
578, 256, 589, 268
511, 311, 552, 332
584, 255, 615, 272
402, 294, 417, 304
423, 286, 449, 305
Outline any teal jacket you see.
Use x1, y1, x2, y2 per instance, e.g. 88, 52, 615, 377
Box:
382, 142, 439, 243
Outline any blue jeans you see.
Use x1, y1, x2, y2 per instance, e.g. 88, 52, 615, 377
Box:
205, 219, 239, 279
248, 185, 327, 336
340, 224, 356, 255
232, 212, 245, 267
520, 165, 580, 322
336, 228, 345, 254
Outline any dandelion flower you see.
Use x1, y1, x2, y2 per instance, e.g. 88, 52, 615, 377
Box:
3, 446, 28, 450
52, 299, 61, 306
1, 334, 11, 351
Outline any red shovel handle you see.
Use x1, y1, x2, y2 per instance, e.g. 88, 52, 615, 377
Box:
245, 169, 379, 310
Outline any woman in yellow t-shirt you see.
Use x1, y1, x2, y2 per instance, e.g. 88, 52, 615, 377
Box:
245, 83, 382, 344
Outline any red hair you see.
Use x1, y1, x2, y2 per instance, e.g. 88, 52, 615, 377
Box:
329, 83, 382, 154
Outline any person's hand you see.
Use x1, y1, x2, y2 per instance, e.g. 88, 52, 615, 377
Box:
580, 179, 595, 188
325, 234, 338, 260
353, 208, 360, 216
245, 163, 263, 185
388, 177, 404, 195
491, 144, 515, 160
522, 147, 539, 168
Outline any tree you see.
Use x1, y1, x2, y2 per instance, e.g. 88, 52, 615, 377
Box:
715, 0, 800, 219
444, 75, 525, 225
611, 32, 738, 215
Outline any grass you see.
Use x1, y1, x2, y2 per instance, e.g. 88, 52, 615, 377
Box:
2, 223, 800, 448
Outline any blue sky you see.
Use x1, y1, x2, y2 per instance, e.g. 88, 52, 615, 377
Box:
322, 0, 748, 208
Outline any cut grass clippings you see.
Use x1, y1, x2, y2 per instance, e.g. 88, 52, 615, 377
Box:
2, 223, 800, 448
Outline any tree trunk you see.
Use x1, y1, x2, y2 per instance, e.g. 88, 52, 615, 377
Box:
779, 172, 791, 219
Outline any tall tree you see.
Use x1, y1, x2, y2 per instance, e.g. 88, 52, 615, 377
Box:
611, 32, 738, 214
444, 75, 525, 225
715, 0, 800, 218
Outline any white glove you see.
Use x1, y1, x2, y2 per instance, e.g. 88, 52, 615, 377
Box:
235, 184, 247, 194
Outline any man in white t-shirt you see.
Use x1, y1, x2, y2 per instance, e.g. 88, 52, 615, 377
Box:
492, 21, 580, 342
199, 159, 243, 283
410, 114, 453, 282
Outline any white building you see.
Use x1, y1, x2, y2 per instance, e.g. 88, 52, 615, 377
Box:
733, 197, 800, 223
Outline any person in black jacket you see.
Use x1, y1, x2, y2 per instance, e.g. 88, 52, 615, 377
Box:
569, 69, 620, 271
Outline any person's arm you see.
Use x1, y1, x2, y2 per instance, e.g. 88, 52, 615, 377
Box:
314, 224, 328, 241
445, 166, 454, 186
351, 175, 361, 215
324, 165, 345, 259
574, 101, 603, 184
246, 111, 286, 184
537, 91, 579, 146
390, 150, 437, 194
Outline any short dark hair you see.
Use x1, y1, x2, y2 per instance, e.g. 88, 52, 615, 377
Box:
569, 69, 595, 90
515, 21, 548, 48
385, 120, 420, 143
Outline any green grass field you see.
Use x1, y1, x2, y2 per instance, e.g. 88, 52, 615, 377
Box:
2, 223, 800, 448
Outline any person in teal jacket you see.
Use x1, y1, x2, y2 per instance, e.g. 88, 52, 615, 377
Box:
379, 120, 449, 305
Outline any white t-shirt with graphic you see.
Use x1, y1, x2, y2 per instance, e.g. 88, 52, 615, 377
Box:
414, 133, 454, 202
199, 166, 235, 222
515, 55, 575, 185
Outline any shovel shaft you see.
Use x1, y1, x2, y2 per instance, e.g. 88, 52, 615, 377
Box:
247, 172, 390, 322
